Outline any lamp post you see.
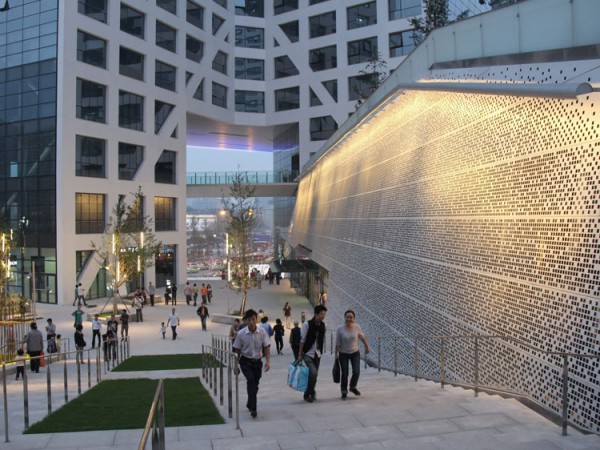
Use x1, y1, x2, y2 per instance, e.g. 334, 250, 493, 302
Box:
18, 216, 28, 299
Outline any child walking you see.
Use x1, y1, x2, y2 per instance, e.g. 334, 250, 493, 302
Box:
15, 349, 26, 380
160, 322, 166, 339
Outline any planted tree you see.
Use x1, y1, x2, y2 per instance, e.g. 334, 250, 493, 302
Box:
91, 188, 161, 314
410, 0, 470, 45
353, 51, 388, 109
221, 173, 259, 316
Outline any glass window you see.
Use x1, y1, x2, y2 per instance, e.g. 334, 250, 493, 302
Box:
235, 26, 264, 49
275, 86, 299, 111
389, 0, 421, 20
235, 90, 264, 113
155, 101, 175, 134
235, 0, 264, 17
157, 0, 177, 15
76, 78, 106, 123
347, 2, 377, 29
76, 135, 105, 178
235, 58, 264, 80
212, 82, 227, 108
118, 142, 144, 180
193, 79, 204, 101
279, 21, 299, 43
322, 79, 337, 102
309, 0, 329, 4
119, 90, 144, 131
77, 30, 106, 68
212, 14, 225, 35
156, 21, 177, 53
154, 197, 176, 231
310, 116, 337, 141
348, 36, 377, 65
76, 193, 105, 234
348, 73, 378, 100
186, 35, 204, 62
121, 4, 145, 39
187, 0, 204, 29
155, 150, 177, 184
309, 45, 336, 71
274, 0, 298, 15
78, 0, 107, 23
212, 51, 228, 75
213, 0, 227, 7
309, 87, 322, 106
155, 60, 176, 91
309, 11, 336, 38
120, 47, 144, 81
389, 30, 415, 57
274, 55, 299, 78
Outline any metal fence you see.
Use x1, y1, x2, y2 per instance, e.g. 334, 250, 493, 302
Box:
328, 331, 600, 436
138, 379, 165, 450
186, 171, 299, 185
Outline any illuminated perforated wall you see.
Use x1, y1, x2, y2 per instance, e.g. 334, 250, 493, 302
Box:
289, 59, 600, 432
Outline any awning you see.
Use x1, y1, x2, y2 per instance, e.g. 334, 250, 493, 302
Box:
270, 259, 322, 273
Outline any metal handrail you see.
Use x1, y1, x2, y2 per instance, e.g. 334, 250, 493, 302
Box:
185, 170, 299, 185
328, 331, 600, 436
138, 379, 165, 450
200, 344, 240, 430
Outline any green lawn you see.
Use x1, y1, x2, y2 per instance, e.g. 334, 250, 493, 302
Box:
25, 377, 224, 433
112, 353, 221, 372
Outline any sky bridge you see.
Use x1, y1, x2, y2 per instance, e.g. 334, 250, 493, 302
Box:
186, 171, 299, 198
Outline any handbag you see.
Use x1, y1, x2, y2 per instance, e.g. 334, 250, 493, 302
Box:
287, 361, 309, 392
332, 357, 340, 383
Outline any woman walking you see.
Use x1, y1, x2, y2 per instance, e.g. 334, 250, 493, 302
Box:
273, 318, 285, 355
335, 310, 370, 400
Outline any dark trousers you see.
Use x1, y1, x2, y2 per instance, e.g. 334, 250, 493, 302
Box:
136, 309, 143, 322
171, 325, 177, 340
339, 351, 361, 393
200, 316, 207, 331
240, 356, 262, 412
150, 294, 154, 306
202, 295, 207, 304
16, 366, 24, 379
193, 294, 198, 306
28, 350, 42, 372
92, 329, 101, 348
303, 354, 321, 396
291, 344, 300, 360
186, 295, 192, 305
275, 336, 283, 354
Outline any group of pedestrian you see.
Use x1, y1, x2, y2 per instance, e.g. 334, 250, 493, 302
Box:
233, 304, 370, 418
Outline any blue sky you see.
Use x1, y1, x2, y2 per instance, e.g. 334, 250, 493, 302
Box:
187, 147, 273, 172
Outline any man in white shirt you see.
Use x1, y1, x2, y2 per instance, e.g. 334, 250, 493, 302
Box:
232, 309, 271, 418
167, 308, 180, 340
91, 314, 102, 348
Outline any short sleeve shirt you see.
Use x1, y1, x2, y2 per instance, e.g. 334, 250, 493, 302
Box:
233, 326, 270, 359
336, 324, 364, 354
167, 313, 179, 327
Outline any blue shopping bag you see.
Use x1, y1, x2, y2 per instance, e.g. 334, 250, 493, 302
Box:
288, 361, 309, 392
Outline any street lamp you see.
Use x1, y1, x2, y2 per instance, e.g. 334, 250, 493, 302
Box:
18, 216, 28, 298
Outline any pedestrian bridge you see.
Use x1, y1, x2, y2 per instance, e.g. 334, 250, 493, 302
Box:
186, 171, 299, 198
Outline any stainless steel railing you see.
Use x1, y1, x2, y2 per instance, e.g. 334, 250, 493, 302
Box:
138, 379, 165, 450
200, 344, 240, 430
328, 331, 600, 436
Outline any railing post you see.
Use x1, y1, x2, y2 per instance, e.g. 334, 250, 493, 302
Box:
64, 356, 68, 404
3, 363, 9, 443
393, 337, 397, 376
158, 380, 166, 450
22, 366, 29, 430
87, 350, 92, 388
77, 359, 82, 395
377, 337, 381, 372
47, 355, 52, 414
228, 354, 233, 419
219, 349, 224, 406
562, 354, 569, 436
440, 339, 446, 389
474, 338, 480, 397
414, 338, 420, 381
234, 356, 240, 430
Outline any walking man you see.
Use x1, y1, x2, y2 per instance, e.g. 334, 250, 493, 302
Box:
77, 283, 88, 306
120, 309, 129, 340
200, 283, 208, 304
196, 304, 209, 331
171, 284, 178, 305
72, 304, 84, 328
192, 283, 198, 306
91, 314, 102, 348
184, 282, 192, 305
297, 304, 327, 403
167, 308, 180, 340
20, 322, 44, 373
133, 294, 143, 322
148, 282, 155, 306
232, 309, 270, 418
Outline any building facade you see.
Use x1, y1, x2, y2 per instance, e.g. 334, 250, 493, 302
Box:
289, 0, 600, 434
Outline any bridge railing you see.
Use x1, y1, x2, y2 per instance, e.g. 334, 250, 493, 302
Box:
186, 171, 298, 185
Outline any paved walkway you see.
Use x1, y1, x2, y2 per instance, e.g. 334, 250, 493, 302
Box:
1, 281, 599, 449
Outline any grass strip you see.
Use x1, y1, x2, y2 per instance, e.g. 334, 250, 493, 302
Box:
112, 353, 221, 372
25, 377, 223, 433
